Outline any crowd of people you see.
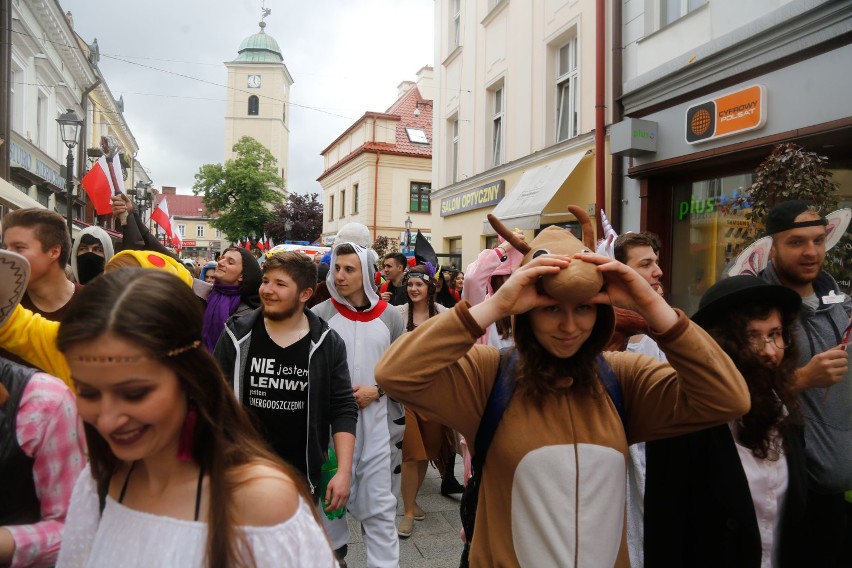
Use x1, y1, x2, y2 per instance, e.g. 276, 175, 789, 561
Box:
0, 198, 848, 568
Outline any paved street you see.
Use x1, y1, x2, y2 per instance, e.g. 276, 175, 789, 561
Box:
344, 461, 465, 568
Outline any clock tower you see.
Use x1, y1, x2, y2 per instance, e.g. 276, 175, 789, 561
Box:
224, 15, 293, 196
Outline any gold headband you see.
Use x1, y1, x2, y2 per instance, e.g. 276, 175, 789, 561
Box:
71, 340, 201, 364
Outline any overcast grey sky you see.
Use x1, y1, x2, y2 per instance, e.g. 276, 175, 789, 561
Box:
61, 0, 435, 195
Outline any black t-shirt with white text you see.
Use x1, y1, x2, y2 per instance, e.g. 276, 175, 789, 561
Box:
243, 317, 311, 477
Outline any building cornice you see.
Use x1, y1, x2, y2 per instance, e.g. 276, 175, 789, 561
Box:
623, 0, 852, 115
431, 130, 596, 200
317, 145, 431, 182
33, 0, 97, 87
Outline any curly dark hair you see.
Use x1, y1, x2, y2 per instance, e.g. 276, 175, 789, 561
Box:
704, 302, 800, 460
512, 303, 615, 406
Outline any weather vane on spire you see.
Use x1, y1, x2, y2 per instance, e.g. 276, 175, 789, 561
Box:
261, 0, 271, 23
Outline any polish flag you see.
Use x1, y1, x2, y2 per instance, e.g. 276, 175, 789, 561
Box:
170, 216, 182, 251
256, 237, 266, 253
150, 198, 172, 237
80, 156, 117, 214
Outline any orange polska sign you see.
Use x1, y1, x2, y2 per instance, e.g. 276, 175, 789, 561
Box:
685, 85, 766, 144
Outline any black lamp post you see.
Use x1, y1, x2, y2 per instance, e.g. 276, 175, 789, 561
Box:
130, 181, 153, 220
404, 215, 413, 253
56, 108, 83, 236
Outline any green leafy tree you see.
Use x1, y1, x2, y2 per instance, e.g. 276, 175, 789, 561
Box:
265, 192, 323, 244
732, 142, 847, 287
193, 136, 284, 243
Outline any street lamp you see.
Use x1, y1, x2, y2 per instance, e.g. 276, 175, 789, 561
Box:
404, 215, 413, 253
56, 108, 83, 236
284, 218, 293, 243
130, 181, 153, 219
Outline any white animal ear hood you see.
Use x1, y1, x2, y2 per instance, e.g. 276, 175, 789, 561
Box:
326, 241, 380, 311
334, 223, 372, 247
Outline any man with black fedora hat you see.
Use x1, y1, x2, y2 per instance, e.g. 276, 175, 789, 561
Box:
646, 274, 808, 567
761, 199, 851, 565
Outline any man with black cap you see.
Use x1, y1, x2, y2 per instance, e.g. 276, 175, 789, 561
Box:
760, 199, 851, 565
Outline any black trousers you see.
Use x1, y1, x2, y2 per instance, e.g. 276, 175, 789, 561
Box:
803, 490, 848, 568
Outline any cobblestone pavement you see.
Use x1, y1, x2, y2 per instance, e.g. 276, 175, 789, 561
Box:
343, 460, 464, 568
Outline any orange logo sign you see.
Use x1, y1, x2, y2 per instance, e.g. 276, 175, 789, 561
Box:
685, 85, 766, 144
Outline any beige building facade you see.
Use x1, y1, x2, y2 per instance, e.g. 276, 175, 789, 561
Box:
224, 20, 292, 196
430, 0, 612, 269
319, 68, 435, 251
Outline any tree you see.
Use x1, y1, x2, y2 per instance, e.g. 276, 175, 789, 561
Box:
731, 142, 847, 285
193, 136, 283, 243
372, 235, 399, 260
265, 192, 323, 244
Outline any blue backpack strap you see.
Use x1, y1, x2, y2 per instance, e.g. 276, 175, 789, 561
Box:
596, 354, 626, 425
472, 349, 517, 471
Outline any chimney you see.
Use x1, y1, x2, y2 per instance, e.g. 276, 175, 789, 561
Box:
162, 186, 177, 195
397, 80, 416, 99
416, 66, 434, 102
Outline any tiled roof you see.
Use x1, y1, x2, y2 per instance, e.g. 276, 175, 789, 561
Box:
154, 193, 209, 217
318, 86, 432, 181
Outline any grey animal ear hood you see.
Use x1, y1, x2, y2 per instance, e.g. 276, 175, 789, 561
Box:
70, 226, 114, 283
326, 241, 380, 311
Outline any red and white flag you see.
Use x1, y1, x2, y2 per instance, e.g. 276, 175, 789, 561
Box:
150, 198, 172, 237
80, 155, 123, 214
170, 216, 182, 251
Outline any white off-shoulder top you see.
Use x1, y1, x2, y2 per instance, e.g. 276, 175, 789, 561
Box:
57, 466, 336, 568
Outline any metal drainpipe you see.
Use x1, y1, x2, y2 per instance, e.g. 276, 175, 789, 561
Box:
610, 0, 624, 233
595, 0, 606, 238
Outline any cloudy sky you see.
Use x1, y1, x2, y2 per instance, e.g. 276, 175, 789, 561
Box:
61, 0, 435, 195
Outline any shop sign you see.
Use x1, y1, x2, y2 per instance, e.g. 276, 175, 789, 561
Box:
685, 85, 766, 144
611, 118, 657, 156
9, 140, 65, 189
182, 240, 197, 247
440, 180, 505, 217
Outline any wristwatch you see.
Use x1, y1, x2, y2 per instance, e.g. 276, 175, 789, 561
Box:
376, 386, 385, 398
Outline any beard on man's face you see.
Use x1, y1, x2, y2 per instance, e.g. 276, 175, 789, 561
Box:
262, 300, 302, 322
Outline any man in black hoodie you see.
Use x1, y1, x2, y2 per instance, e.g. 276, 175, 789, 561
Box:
213, 251, 357, 515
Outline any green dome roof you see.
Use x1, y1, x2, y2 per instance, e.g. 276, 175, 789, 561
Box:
234, 23, 282, 63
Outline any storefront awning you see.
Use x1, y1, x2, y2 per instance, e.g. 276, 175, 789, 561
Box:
484, 149, 592, 233
0, 178, 44, 210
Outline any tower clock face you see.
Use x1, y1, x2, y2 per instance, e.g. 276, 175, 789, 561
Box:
247, 74, 261, 88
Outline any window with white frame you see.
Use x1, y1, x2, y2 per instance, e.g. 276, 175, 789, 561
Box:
352, 183, 359, 214
660, 0, 706, 27
36, 92, 48, 149
340, 189, 346, 218
10, 66, 23, 133
451, 0, 461, 50
178, 224, 186, 236
215, 228, 222, 238
556, 37, 579, 142
197, 225, 204, 238
450, 118, 459, 184
491, 86, 504, 167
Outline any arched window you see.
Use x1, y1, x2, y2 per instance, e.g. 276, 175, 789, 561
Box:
248, 95, 259, 116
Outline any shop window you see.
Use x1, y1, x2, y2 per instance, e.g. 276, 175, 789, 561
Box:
410, 182, 431, 213
248, 95, 259, 116
556, 37, 579, 142
669, 173, 754, 316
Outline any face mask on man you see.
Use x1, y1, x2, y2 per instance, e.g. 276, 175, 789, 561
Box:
76, 252, 105, 284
